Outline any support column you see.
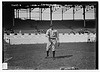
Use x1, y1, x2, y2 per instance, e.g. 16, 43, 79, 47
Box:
39, 8, 40, 20
29, 8, 31, 19
50, 6, 52, 26
83, 5, 86, 27
13, 8, 15, 27
16, 9, 17, 18
94, 7, 95, 19
94, 6, 96, 28
13, 10, 14, 27
73, 5, 75, 20
18, 9, 19, 18
11, 7, 14, 27
41, 8, 42, 20
62, 6, 63, 20
96, 5, 98, 28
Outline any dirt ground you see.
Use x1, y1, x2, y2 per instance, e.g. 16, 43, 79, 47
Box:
3, 42, 96, 70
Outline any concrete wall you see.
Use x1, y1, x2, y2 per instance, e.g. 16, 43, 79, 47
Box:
4, 33, 96, 45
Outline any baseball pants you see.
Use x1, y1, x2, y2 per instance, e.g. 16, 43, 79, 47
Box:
46, 39, 57, 51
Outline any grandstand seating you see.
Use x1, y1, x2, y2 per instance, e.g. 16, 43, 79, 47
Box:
13, 19, 95, 30
4, 33, 96, 45
8, 19, 95, 34
4, 19, 96, 45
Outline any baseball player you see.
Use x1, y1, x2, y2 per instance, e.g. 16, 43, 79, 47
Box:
45, 25, 59, 58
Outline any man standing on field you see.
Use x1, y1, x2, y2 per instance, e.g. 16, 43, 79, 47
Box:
45, 25, 59, 58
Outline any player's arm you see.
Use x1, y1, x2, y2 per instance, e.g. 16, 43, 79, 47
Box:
45, 30, 49, 38
57, 31, 59, 42
57, 31, 60, 46
46, 29, 51, 42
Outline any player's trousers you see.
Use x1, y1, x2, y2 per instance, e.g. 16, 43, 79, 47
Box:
46, 38, 57, 51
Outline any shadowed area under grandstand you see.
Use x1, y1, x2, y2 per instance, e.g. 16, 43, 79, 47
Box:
4, 42, 96, 70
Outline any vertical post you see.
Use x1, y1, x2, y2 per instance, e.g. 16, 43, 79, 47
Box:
39, 8, 40, 20
62, 6, 63, 20
29, 8, 31, 19
95, 5, 98, 29
73, 5, 75, 20
94, 6, 95, 19
13, 8, 14, 27
16, 9, 17, 18
50, 6, 52, 26
41, 8, 42, 20
94, 6, 96, 28
17, 9, 19, 18
83, 5, 86, 27
13, 17, 14, 27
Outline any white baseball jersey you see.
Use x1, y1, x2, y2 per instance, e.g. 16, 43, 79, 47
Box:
46, 29, 59, 40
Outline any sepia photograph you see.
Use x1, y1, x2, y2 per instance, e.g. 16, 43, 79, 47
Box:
2, 1, 98, 70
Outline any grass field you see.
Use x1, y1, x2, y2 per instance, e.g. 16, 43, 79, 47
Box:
3, 42, 96, 70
